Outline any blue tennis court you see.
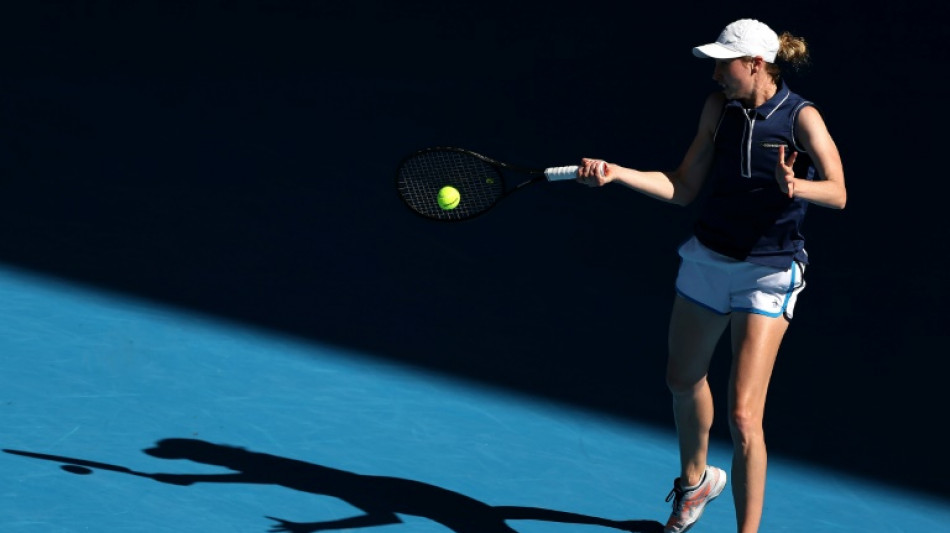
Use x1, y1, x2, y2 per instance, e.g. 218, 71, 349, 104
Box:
2, 265, 946, 532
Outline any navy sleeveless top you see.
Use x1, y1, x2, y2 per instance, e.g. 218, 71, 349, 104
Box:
693, 81, 816, 269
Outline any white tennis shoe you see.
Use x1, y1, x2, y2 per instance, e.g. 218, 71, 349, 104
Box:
663, 465, 727, 533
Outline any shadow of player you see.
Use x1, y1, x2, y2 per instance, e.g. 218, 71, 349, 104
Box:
6, 439, 663, 533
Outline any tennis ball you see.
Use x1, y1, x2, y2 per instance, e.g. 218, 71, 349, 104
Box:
437, 186, 460, 210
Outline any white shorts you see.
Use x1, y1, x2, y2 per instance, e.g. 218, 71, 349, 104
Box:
674, 237, 806, 319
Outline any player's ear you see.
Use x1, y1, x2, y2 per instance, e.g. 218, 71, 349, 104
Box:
750, 56, 764, 73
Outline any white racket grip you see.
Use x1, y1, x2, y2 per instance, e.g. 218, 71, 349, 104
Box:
544, 165, 579, 181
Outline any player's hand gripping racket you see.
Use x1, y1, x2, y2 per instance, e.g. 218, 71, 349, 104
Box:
395, 146, 584, 221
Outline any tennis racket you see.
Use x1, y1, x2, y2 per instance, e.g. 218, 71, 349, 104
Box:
395, 146, 588, 221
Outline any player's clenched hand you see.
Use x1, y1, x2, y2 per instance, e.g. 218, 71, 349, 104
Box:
578, 158, 610, 187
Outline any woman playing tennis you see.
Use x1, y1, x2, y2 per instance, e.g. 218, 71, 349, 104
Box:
576, 18, 846, 533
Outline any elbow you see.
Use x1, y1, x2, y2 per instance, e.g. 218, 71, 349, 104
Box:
828, 177, 847, 209
670, 195, 695, 207
834, 189, 847, 210
671, 186, 699, 207
823, 195, 846, 210
812, 181, 846, 209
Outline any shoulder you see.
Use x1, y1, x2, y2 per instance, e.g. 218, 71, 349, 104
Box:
698, 92, 727, 131
793, 102, 836, 151
702, 91, 727, 110
795, 105, 829, 132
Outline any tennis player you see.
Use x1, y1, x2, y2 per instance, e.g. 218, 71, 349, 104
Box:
576, 19, 846, 533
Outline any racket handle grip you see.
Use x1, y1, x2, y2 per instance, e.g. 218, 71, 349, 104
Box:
544, 165, 579, 181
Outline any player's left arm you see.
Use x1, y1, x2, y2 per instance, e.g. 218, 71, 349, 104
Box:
776, 106, 847, 209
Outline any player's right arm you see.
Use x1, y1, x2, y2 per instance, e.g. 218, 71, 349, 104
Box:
578, 92, 722, 206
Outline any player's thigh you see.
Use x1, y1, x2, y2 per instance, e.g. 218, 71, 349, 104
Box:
667, 295, 730, 390
728, 312, 789, 417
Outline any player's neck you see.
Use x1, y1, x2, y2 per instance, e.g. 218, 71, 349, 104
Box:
744, 79, 778, 109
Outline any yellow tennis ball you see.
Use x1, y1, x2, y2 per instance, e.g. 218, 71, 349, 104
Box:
437, 186, 460, 210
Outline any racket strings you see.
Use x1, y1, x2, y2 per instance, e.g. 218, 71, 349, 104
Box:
397, 150, 505, 220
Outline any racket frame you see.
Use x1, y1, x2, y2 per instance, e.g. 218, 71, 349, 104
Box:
395, 146, 570, 222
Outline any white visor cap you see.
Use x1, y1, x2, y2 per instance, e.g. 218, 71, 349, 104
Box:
692, 19, 779, 63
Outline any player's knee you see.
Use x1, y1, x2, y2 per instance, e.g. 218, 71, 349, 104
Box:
665, 372, 707, 397
729, 406, 764, 443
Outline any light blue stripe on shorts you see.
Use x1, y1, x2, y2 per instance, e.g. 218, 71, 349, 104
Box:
674, 236, 806, 319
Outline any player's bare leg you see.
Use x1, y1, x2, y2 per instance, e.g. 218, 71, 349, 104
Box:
728, 312, 787, 533
666, 295, 730, 486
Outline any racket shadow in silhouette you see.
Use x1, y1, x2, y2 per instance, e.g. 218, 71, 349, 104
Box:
5, 439, 663, 533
